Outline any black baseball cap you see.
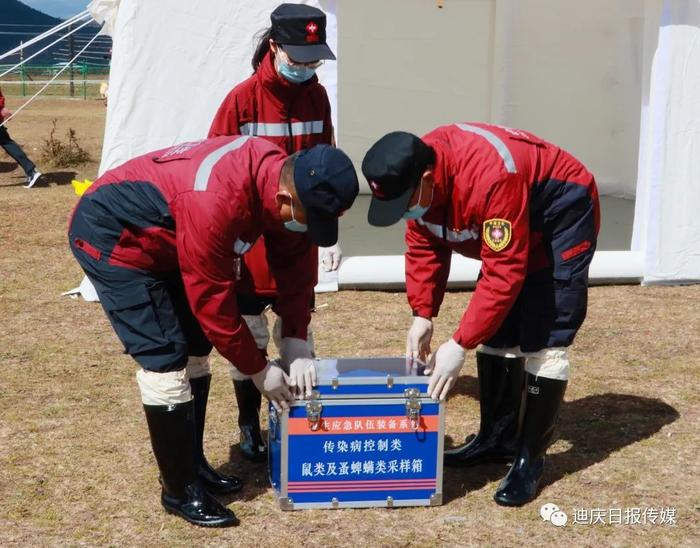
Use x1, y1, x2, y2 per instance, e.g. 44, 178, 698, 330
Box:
294, 145, 359, 247
362, 131, 436, 227
270, 3, 336, 63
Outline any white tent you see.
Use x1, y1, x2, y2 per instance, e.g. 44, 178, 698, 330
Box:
75, 0, 699, 290
89, 0, 337, 173
632, 0, 700, 284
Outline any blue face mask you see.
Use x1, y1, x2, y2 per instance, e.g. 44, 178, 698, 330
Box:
278, 62, 316, 84
402, 182, 433, 221
403, 202, 430, 220
283, 194, 308, 233
285, 217, 308, 232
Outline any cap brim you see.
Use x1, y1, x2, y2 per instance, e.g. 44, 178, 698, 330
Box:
367, 185, 415, 227
283, 43, 336, 63
307, 209, 338, 247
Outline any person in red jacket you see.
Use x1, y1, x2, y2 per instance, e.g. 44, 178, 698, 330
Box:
68, 136, 358, 527
362, 124, 599, 506
209, 3, 338, 461
0, 87, 42, 188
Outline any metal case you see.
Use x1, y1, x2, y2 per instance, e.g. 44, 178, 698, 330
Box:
269, 357, 444, 510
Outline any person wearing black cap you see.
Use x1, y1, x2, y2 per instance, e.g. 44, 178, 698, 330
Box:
362, 124, 599, 506
209, 2, 339, 462
68, 135, 358, 527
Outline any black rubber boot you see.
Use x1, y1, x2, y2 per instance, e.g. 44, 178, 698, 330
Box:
142, 401, 239, 527
444, 352, 525, 467
493, 373, 567, 506
232, 379, 266, 462
190, 375, 243, 494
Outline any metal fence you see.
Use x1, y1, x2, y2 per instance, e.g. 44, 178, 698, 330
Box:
0, 63, 109, 100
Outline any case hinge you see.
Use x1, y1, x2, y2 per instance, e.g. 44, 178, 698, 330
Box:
430, 493, 443, 506
269, 405, 279, 438
404, 387, 422, 430
305, 389, 323, 431
279, 497, 294, 511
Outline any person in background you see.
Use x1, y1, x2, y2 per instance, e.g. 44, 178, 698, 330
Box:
362, 123, 599, 506
0, 86, 42, 188
209, 2, 339, 461
68, 135, 358, 527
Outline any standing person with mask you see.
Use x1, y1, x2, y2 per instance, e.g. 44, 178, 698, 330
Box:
362, 124, 599, 506
209, 2, 340, 462
68, 135, 358, 527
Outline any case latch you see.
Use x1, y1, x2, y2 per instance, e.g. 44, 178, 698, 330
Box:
305, 390, 323, 431
404, 387, 422, 430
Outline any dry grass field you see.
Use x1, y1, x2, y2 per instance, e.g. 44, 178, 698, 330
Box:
1, 98, 698, 546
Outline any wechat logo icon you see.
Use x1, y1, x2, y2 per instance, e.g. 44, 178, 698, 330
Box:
541, 502, 568, 527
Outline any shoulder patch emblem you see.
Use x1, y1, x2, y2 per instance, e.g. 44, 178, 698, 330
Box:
483, 218, 512, 252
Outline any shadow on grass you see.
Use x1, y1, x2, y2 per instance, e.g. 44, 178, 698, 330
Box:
451, 374, 480, 400
215, 429, 272, 504
37, 170, 78, 187
443, 393, 679, 504
0, 169, 76, 188
0, 161, 17, 173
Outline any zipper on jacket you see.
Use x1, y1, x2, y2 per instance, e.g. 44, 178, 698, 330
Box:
286, 117, 294, 154
285, 90, 299, 154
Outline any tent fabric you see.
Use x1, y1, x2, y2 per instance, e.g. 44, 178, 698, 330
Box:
87, 0, 120, 37
632, 0, 700, 284
488, 0, 646, 199
338, 0, 647, 200
337, 252, 644, 290
96, 0, 337, 174
62, 275, 100, 302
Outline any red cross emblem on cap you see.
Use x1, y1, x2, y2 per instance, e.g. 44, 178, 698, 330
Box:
369, 180, 385, 198
306, 21, 320, 42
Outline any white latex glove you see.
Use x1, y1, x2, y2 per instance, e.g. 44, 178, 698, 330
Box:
319, 244, 342, 272
280, 337, 317, 398
406, 316, 433, 367
425, 338, 467, 401
250, 362, 293, 412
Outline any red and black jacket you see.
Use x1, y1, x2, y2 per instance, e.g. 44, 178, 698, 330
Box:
209, 51, 333, 297
405, 123, 600, 349
69, 136, 317, 374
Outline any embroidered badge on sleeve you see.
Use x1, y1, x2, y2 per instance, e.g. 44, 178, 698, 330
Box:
483, 218, 512, 252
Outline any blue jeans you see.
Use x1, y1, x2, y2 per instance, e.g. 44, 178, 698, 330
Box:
0, 125, 35, 176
